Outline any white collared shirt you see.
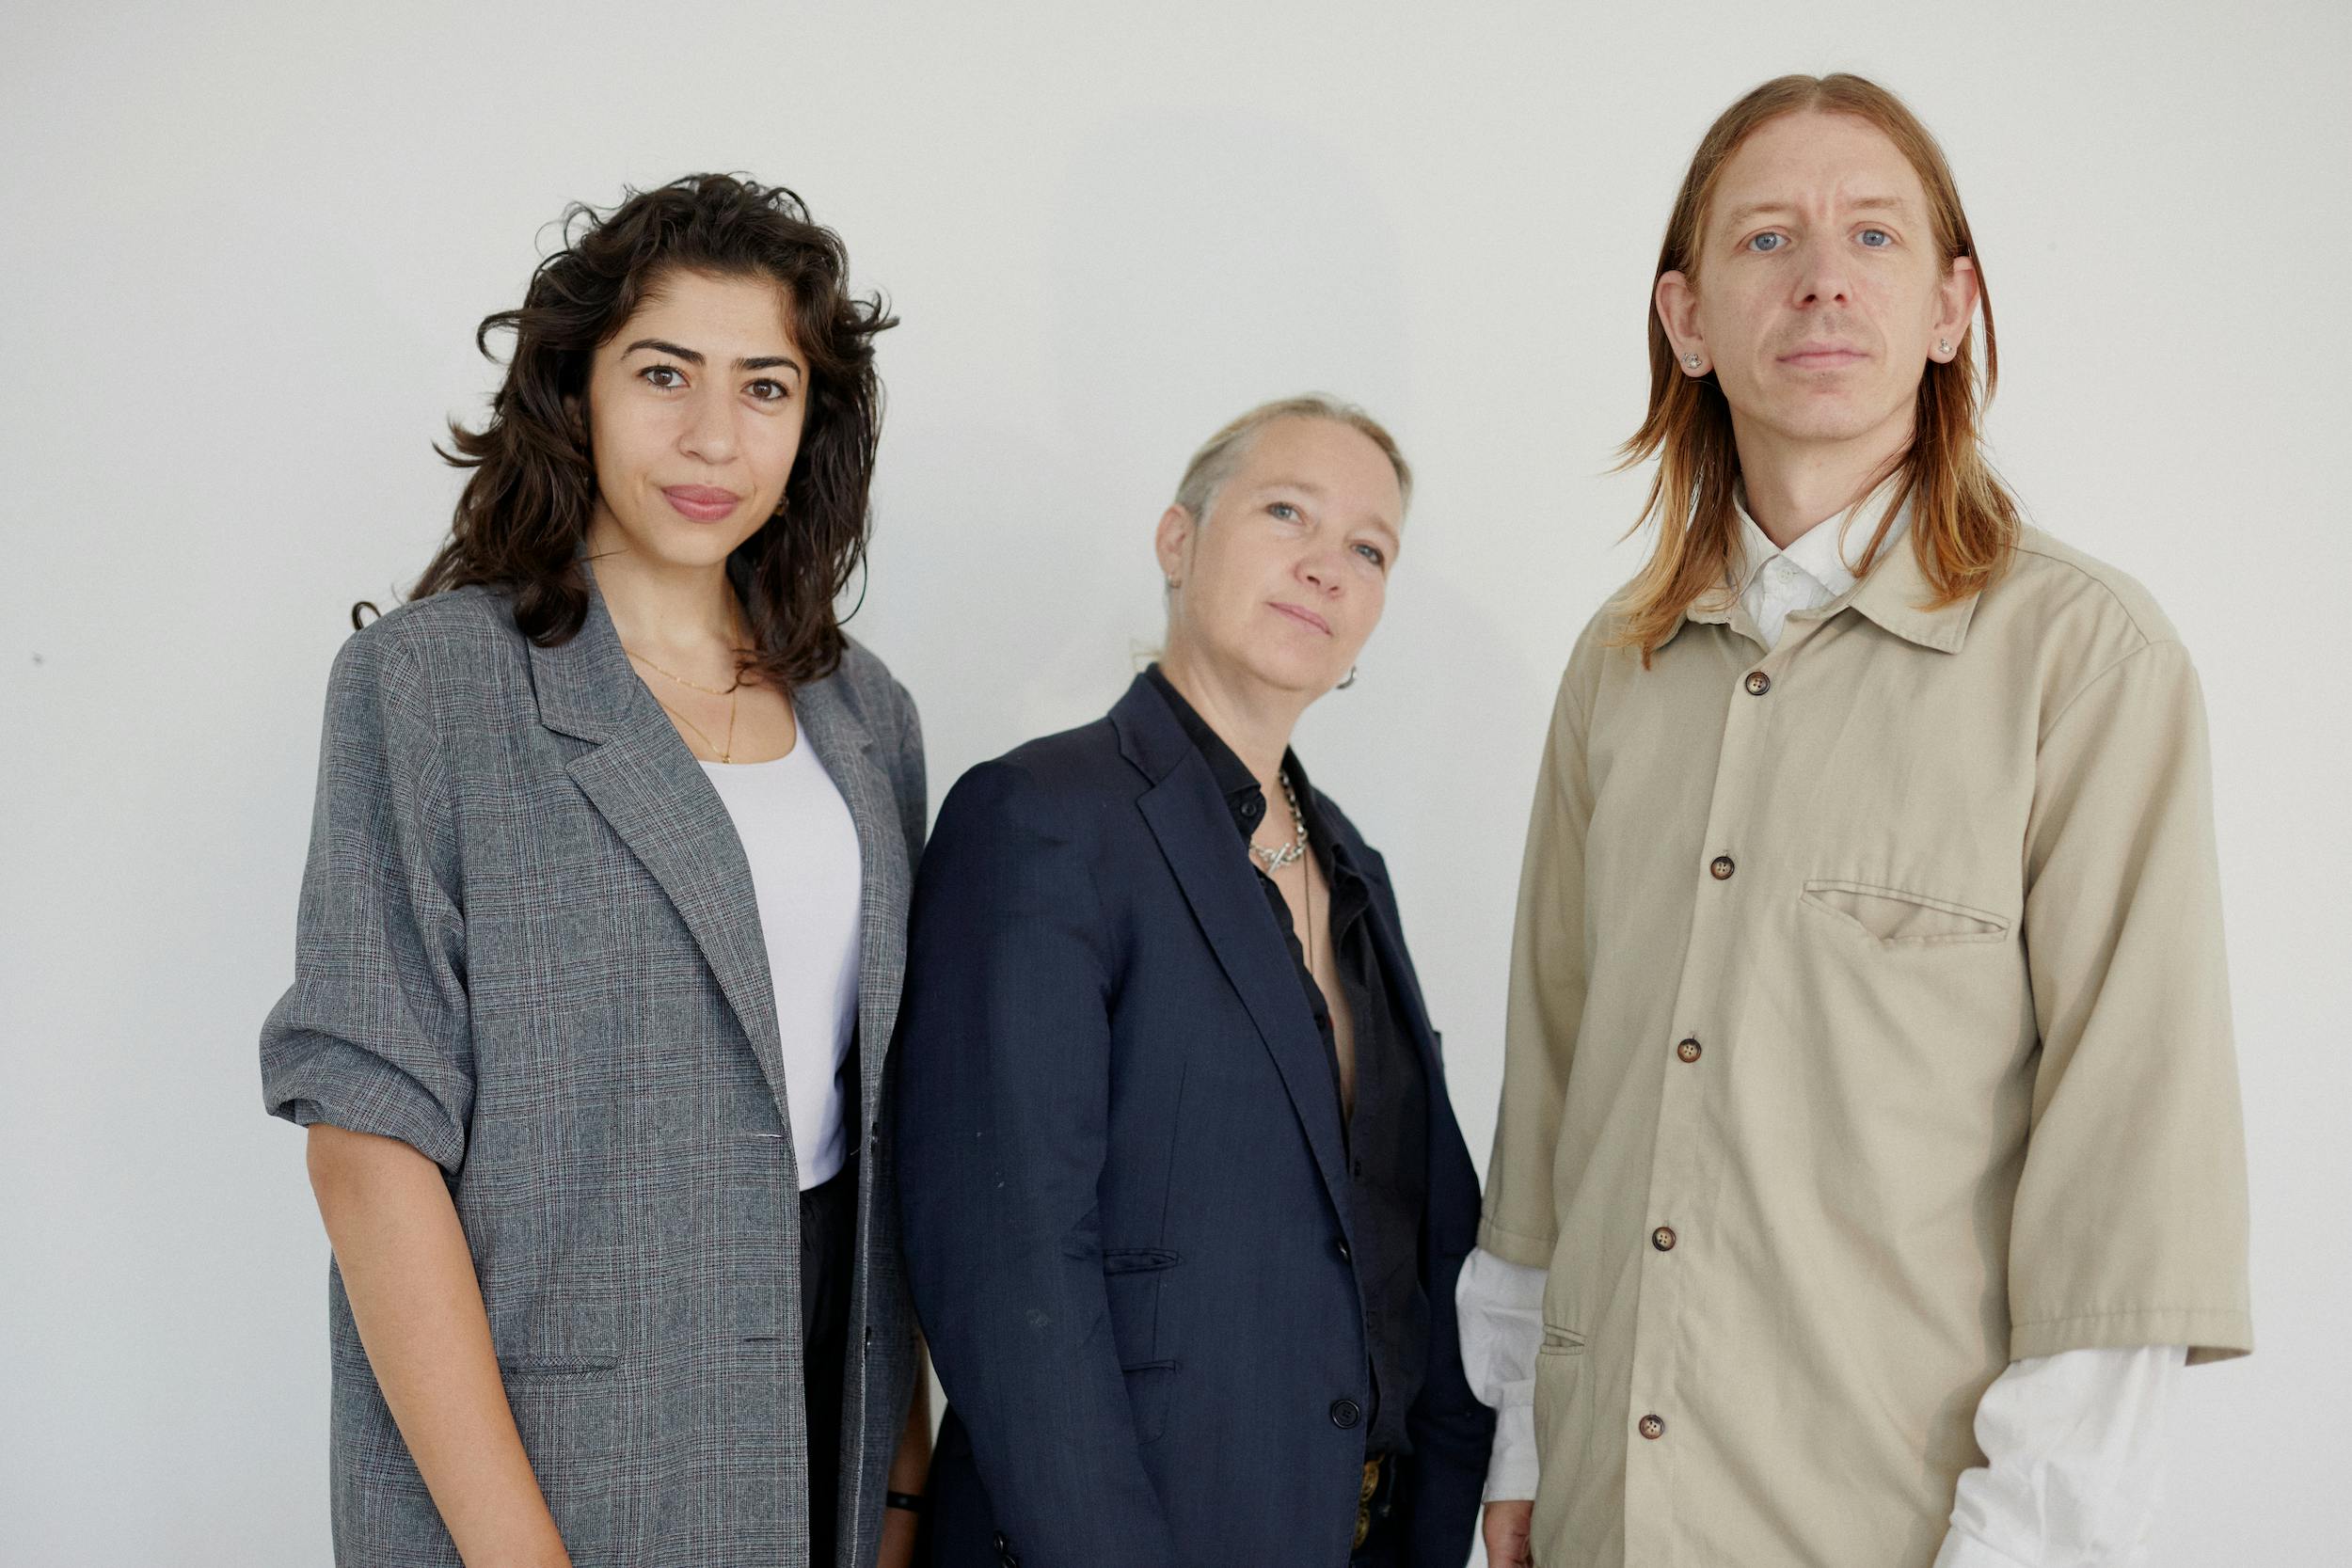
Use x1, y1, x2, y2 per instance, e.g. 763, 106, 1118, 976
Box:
1731, 481, 1908, 648
1459, 488, 2191, 1564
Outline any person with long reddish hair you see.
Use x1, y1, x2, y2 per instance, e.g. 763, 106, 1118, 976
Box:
1461, 76, 2251, 1568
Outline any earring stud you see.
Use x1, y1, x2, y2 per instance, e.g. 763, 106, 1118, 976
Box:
1683, 353, 1703, 371
1937, 338, 1953, 356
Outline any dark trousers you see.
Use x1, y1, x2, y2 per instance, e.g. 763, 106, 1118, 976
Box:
803, 1160, 857, 1568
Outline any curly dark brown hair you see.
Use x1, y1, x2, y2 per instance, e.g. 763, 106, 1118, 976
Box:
411, 173, 897, 689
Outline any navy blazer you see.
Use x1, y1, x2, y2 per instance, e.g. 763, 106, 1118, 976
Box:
893, 674, 1492, 1568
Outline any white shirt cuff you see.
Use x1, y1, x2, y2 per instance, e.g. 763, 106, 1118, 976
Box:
1931, 1526, 2038, 1568
1942, 1343, 2185, 1567
1483, 1401, 1538, 1502
1454, 1244, 1548, 1502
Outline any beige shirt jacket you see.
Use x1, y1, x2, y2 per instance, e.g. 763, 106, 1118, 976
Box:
1481, 518, 2253, 1568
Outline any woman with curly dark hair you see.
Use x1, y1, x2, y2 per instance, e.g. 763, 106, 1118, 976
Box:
261, 175, 931, 1568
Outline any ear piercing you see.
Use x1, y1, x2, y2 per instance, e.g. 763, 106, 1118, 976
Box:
1937, 339, 1953, 356
1683, 353, 1704, 371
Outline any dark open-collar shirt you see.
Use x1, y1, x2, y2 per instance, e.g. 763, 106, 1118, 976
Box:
1144, 665, 1431, 1458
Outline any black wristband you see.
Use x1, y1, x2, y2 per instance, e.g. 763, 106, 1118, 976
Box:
885, 1490, 927, 1514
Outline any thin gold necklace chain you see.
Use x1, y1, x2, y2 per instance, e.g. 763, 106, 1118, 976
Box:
649, 690, 738, 763
619, 635, 747, 762
622, 641, 748, 696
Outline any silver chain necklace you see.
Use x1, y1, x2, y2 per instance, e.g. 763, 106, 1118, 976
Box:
1250, 771, 1310, 874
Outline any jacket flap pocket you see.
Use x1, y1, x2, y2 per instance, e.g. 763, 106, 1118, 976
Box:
1103, 1247, 1181, 1275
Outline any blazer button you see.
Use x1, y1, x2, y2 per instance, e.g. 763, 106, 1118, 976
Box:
1677, 1037, 1703, 1064
1652, 1226, 1677, 1252
1334, 1237, 1352, 1263
1709, 855, 1736, 880
1330, 1399, 1362, 1430
1639, 1413, 1666, 1440
1744, 670, 1772, 696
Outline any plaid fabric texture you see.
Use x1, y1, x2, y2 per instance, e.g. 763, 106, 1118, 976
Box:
262, 582, 926, 1568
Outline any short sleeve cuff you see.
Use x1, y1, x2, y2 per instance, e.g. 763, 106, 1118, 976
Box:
2009, 1307, 2252, 1365
264, 1033, 467, 1174
1475, 1214, 1554, 1271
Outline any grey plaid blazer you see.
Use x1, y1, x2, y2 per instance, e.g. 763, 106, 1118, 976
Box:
261, 580, 926, 1568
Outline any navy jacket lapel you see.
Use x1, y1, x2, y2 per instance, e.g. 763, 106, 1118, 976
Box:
1114, 677, 1355, 1219
526, 588, 798, 1150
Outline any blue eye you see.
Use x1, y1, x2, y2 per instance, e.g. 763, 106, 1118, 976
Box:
1748, 232, 1787, 253
1268, 501, 1301, 521
1354, 543, 1386, 568
1859, 229, 1892, 247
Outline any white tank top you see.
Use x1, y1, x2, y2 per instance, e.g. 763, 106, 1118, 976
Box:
699, 733, 862, 1190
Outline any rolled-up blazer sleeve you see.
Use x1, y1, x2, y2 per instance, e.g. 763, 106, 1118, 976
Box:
260, 626, 472, 1175
894, 757, 1178, 1568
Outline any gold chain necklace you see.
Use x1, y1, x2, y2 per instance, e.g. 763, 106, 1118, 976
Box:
624, 644, 745, 696
623, 641, 746, 763
649, 691, 737, 763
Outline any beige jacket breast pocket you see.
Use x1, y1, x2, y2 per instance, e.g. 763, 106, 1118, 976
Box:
1801, 879, 2011, 944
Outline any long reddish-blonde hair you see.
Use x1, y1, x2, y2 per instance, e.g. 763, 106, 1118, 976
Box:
1613, 73, 2019, 660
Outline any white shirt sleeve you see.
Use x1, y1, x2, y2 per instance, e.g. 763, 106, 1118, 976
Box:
1454, 1244, 1549, 1502
1932, 1344, 2189, 1568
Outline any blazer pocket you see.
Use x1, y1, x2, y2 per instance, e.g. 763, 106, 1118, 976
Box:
1104, 1248, 1179, 1443
1800, 880, 2010, 944
501, 1365, 621, 1560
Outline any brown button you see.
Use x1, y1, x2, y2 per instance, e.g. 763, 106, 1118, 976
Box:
1744, 671, 1772, 696
1652, 1226, 1677, 1252
1709, 855, 1736, 880
1639, 1414, 1666, 1440
1677, 1037, 1703, 1064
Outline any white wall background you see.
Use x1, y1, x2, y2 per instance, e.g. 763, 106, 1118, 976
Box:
4, 2, 2346, 1562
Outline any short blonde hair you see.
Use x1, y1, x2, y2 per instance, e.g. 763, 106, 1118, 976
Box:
1171, 394, 1413, 525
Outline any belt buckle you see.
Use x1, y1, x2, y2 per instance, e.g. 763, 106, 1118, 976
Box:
1354, 1454, 1385, 1550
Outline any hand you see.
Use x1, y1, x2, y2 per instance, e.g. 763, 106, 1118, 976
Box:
1483, 1498, 1534, 1568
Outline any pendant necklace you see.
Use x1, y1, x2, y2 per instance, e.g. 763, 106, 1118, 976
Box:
1250, 770, 1310, 873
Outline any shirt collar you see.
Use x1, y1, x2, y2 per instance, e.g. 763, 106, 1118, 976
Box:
1144, 663, 1268, 841
1670, 472, 1980, 655
1141, 663, 1355, 876
1733, 472, 1908, 599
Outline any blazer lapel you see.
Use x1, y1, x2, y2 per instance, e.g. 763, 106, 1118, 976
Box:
1120, 682, 1354, 1220
527, 589, 797, 1148
791, 672, 911, 1138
